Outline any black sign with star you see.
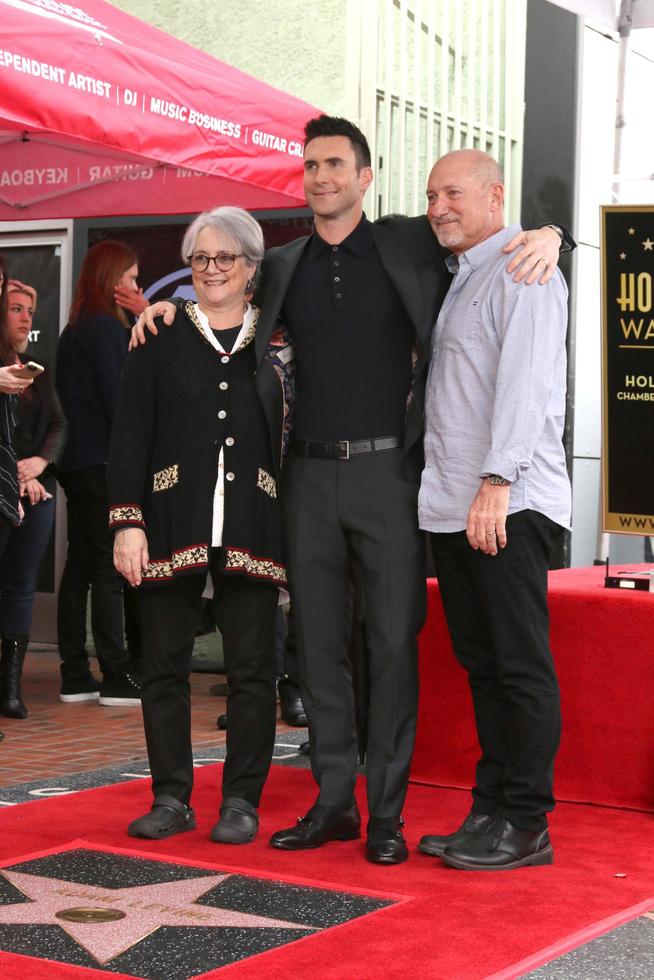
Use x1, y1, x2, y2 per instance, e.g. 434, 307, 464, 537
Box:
601, 205, 654, 534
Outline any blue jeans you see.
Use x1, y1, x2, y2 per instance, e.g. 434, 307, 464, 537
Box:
0, 496, 55, 634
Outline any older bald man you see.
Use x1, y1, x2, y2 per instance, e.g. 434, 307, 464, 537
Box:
417, 150, 571, 871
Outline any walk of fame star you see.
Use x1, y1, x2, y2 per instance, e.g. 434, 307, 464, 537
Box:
0, 869, 313, 964
0, 847, 396, 979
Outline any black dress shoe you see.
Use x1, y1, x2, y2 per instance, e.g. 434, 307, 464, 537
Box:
366, 817, 408, 864
442, 815, 553, 871
269, 803, 361, 850
128, 795, 196, 839
418, 812, 494, 857
278, 679, 307, 727
211, 797, 259, 844
298, 739, 310, 756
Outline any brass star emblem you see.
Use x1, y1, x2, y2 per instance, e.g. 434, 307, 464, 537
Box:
643, 238, 654, 251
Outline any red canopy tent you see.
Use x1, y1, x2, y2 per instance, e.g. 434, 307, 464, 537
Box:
0, 0, 318, 220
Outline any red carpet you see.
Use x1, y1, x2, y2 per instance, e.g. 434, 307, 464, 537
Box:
412, 567, 654, 811
2, 764, 654, 979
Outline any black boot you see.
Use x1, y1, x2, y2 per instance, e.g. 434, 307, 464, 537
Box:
1, 635, 29, 719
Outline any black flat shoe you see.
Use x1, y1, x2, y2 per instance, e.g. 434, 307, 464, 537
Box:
128, 795, 196, 839
211, 797, 259, 844
418, 812, 494, 857
366, 817, 408, 864
269, 803, 361, 850
442, 815, 553, 871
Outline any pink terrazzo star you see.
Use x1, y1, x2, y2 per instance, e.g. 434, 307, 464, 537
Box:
0, 870, 314, 964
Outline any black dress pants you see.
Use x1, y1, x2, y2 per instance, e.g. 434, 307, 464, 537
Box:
57, 465, 129, 680
430, 509, 563, 832
283, 449, 426, 818
137, 554, 278, 808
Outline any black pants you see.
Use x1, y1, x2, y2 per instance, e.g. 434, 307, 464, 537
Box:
283, 449, 426, 818
138, 553, 279, 808
0, 521, 12, 563
430, 509, 563, 832
57, 465, 129, 680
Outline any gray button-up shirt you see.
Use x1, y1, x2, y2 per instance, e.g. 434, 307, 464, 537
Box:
418, 223, 572, 534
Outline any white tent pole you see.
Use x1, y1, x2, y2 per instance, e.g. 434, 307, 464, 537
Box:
612, 0, 633, 202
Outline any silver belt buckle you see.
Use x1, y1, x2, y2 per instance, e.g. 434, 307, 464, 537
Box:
342, 440, 350, 460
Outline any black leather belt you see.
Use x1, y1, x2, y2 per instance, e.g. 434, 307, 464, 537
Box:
290, 436, 402, 460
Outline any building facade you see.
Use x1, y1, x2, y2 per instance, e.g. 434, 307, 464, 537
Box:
112, 0, 527, 220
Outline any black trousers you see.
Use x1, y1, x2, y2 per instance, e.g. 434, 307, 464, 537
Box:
138, 554, 278, 808
57, 465, 129, 680
283, 449, 426, 818
430, 509, 563, 832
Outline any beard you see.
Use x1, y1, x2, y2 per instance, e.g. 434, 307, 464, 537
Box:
433, 219, 464, 250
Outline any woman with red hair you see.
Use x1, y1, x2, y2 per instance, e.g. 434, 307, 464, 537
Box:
55, 240, 143, 708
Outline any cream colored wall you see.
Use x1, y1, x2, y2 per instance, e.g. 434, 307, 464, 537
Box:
110, 0, 348, 114
111, 0, 525, 219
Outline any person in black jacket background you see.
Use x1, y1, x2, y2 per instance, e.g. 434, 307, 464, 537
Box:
0, 257, 38, 740
0, 281, 67, 719
55, 241, 142, 708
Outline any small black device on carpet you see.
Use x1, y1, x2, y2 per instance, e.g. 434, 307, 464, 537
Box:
604, 557, 654, 592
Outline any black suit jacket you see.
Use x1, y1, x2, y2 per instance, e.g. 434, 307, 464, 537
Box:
254, 214, 451, 475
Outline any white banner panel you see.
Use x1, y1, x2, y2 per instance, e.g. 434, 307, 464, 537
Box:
546, 0, 654, 30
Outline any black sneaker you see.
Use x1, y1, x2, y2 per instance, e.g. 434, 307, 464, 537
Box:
99, 672, 142, 707
60, 676, 101, 703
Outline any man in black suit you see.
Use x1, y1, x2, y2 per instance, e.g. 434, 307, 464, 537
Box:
257, 116, 565, 864
132, 115, 565, 864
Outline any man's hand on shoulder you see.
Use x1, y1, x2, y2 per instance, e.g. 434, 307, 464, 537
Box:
129, 301, 176, 351
503, 226, 563, 285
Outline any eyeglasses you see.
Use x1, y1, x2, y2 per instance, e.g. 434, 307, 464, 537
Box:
187, 252, 244, 273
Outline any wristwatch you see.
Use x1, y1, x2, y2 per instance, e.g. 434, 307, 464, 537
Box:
485, 474, 511, 487
546, 223, 564, 242
542, 223, 574, 253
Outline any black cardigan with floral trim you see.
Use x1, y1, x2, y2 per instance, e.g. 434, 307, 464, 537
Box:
107, 303, 293, 587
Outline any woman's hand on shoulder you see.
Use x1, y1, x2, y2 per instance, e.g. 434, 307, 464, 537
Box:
129, 302, 177, 351
114, 527, 149, 586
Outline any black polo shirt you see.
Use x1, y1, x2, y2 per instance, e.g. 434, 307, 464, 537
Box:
281, 216, 415, 441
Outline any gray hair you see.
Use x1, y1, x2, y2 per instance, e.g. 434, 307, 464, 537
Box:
181, 206, 265, 269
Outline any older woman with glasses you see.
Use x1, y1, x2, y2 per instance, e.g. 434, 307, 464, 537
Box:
108, 206, 292, 844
